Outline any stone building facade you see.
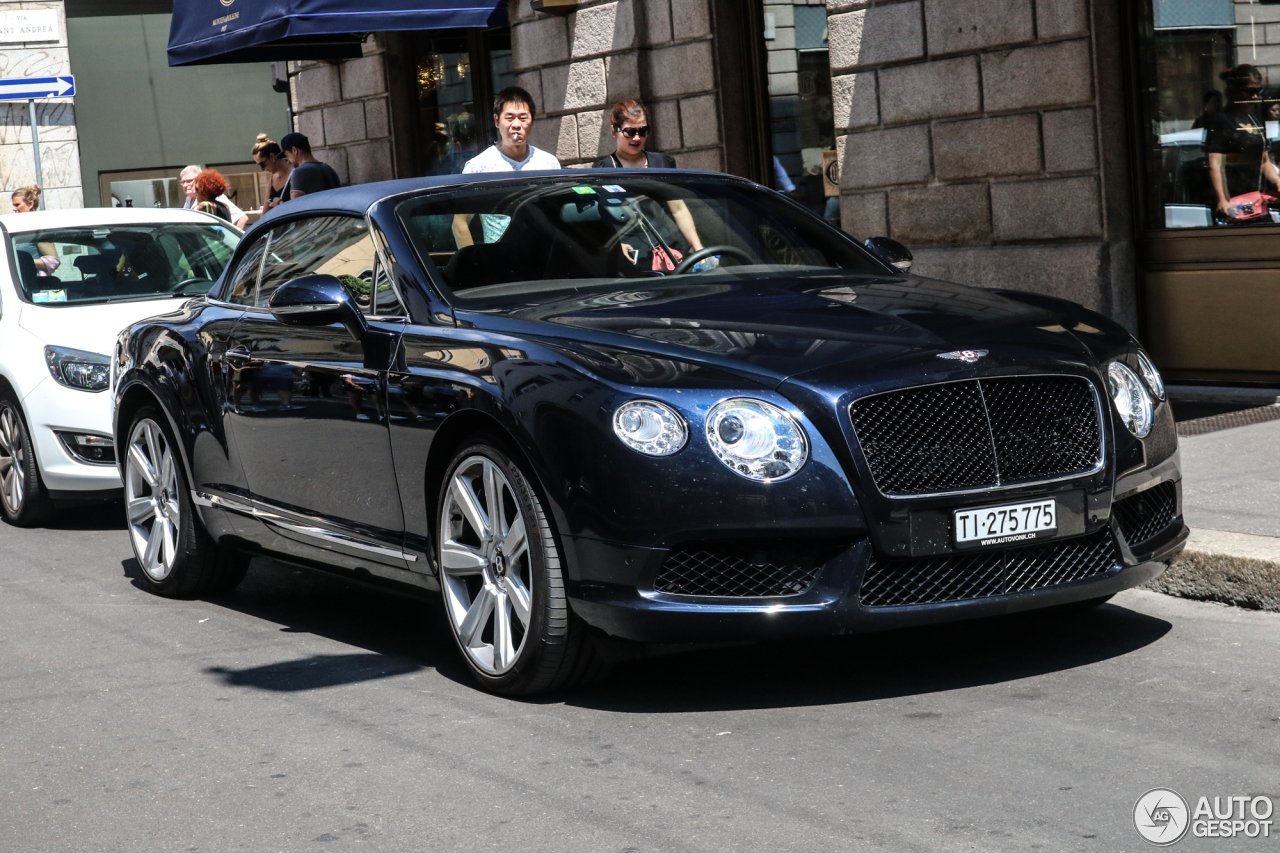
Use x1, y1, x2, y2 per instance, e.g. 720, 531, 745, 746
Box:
0, 0, 82, 212
287, 0, 1139, 328
831, 0, 1135, 326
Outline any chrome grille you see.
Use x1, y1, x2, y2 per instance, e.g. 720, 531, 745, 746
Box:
859, 530, 1119, 607
849, 376, 1101, 496
1112, 481, 1178, 548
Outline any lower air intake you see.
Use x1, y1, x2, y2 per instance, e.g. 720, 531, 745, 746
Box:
1112, 481, 1178, 548
859, 529, 1120, 607
654, 540, 845, 598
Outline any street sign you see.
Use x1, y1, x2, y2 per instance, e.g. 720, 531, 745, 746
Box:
0, 76, 74, 101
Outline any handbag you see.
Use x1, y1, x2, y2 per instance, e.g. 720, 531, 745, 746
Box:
1227, 190, 1279, 220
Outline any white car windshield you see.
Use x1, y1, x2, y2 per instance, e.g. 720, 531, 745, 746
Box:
10, 222, 239, 305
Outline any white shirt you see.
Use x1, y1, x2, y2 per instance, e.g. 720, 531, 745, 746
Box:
184, 193, 245, 224
460, 144, 561, 243
462, 143, 561, 174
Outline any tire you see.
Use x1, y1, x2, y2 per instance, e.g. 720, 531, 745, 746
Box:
0, 393, 52, 527
436, 435, 607, 695
123, 406, 249, 597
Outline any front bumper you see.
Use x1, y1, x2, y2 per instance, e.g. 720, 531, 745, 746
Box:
22, 378, 121, 492
564, 516, 1187, 644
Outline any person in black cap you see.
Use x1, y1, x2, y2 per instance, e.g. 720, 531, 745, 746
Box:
279, 132, 341, 201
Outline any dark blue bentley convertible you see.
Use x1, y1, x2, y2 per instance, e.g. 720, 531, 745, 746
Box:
111, 171, 1186, 695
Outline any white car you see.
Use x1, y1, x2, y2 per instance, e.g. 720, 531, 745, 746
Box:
0, 207, 239, 525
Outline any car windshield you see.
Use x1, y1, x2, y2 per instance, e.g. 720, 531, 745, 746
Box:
10, 222, 239, 305
396, 175, 885, 308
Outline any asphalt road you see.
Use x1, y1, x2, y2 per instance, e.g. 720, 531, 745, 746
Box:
2, 506, 1278, 852
1180, 417, 1280, 538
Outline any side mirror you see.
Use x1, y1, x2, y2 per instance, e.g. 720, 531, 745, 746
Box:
864, 236, 913, 272
268, 274, 368, 339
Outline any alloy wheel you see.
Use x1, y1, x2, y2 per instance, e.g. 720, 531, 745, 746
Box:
0, 405, 26, 514
125, 418, 181, 581
439, 455, 533, 675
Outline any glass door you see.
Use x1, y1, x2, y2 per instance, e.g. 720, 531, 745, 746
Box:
412, 27, 513, 177
762, 1, 836, 224
1135, 0, 1280, 383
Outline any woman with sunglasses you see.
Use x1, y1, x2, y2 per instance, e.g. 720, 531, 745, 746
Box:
593, 99, 709, 270
1205, 64, 1280, 221
252, 133, 294, 216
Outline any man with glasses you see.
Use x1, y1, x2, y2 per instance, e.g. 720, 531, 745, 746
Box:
179, 165, 248, 229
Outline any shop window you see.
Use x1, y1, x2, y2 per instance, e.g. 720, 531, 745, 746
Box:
99, 164, 269, 225
762, 2, 836, 225
1137, 0, 1280, 229
412, 27, 513, 177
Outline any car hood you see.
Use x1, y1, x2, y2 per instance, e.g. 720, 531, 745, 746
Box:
17, 298, 187, 356
475, 274, 1116, 387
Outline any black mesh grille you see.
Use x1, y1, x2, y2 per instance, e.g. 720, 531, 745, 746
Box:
654, 540, 841, 597
847, 381, 998, 494
1112, 481, 1178, 548
849, 376, 1101, 496
860, 530, 1119, 607
981, 377, 1102, 483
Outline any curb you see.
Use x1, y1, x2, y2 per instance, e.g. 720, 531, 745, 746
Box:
1144, 528, 1280, 612
1168, 384, 1280, 406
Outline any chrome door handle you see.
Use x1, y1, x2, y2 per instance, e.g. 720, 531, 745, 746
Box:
225, 346, 251, 366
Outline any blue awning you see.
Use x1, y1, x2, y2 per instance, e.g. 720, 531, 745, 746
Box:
168, 0, 508, 66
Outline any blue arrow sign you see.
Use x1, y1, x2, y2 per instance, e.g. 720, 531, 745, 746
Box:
0, 76, 74, 101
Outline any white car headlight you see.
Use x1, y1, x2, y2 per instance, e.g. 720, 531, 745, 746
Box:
613, 400, 687, 456
1136, 349, 1165, 401
706, 398, 809, 482
45, 345, 111, 393
1108, 361, 1153, 438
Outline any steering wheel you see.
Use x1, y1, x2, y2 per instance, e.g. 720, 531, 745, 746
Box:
671, 245, 754, 275
170, 277, 215, 294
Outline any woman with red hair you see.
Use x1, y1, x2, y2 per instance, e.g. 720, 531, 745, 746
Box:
192, 169, 233, 223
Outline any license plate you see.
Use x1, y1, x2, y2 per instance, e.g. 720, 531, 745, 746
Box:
954, 499, 1057, 547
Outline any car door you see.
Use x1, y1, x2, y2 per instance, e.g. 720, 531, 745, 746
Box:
222, 214, 412, 570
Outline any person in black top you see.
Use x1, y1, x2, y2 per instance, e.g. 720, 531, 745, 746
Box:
1204, 64, 1280, 220
279, 132, 341, 201
592, 99, 706, 267
253, 133, 293, 216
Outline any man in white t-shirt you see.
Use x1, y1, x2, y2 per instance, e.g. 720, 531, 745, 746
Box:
453, 86, 561, 246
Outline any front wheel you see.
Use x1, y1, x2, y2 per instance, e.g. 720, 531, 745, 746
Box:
437, 436, 606, 695
124, 407, 248, 596
0, 394, 52, 527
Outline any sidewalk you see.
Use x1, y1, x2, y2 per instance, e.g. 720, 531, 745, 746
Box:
1144, 409, 1280, 611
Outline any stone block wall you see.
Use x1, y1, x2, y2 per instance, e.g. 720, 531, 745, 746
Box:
509, 0, 724, 170
287, 37, 396, 186
829, 0, 1137, 326
0, 1, 81, 212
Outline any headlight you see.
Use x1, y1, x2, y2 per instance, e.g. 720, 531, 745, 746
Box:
706, 398, 809, 482
1108, 361, 1153, 438
1136, 349, 1165, 400
613, 400, 687, 456
45, 345, 111, 392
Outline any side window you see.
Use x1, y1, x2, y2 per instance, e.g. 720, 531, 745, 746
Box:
222, 235, 268, 306
256, 216, 397, 316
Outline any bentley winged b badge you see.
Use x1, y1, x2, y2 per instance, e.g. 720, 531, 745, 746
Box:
936, 349, 989, 364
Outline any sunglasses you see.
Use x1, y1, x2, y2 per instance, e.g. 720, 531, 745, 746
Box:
616, 125, 649, 138
256, 159, 268, 170
1245, 86, 1264, 96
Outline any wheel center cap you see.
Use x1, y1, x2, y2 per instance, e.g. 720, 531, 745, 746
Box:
491, 548, 507, 579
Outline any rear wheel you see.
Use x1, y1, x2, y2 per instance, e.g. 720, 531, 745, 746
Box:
437, 436, 606, 695
0, 394, 52, 527
124, 407, 248, 596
